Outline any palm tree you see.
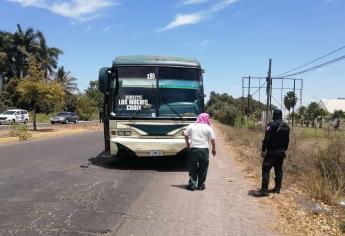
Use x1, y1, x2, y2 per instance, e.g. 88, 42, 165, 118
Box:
55, 66, 78, 93
305, 102, 327, 128
297, 105, 306, 127
331, 110, 345, 129
13, 24, 38, 79
284, 91, 298, 116
35, 31, 63, 79
0, 31, 13, 78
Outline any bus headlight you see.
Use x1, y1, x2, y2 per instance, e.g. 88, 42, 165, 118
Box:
117, 131, 132, 136
124, 131, 132, 136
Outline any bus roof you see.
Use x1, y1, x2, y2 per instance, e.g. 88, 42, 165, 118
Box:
113, 55, 201, 68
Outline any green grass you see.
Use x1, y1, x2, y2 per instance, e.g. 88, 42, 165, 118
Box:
28, 112, 53, 123
89, 112, 99, 121
294, 126, 345, 139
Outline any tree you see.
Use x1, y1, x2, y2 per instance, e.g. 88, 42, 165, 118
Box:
0, 25, 64, 111
284, 91, 298, 116
331, 110, 345, 120
55, 66, 78, 93
35, 31, 63, 79
205, 91, 265, 127
305, 102, 327, 128
84, 80, 103, 109
17, 57, 65, 130
331, 110, 345, 129
0, 77, 28, 109
0, 31, 14, 78
297, 105, 306, 127
64, 93, 78, 112
13, 24, 38, 79
76, 94, 97, 121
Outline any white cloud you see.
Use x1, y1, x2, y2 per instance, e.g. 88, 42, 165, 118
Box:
159, 0, 239, 32
6, 0, 119, 21
7, 0, 47, 7
183, 0, 209, 5
210, 0, 238, 13
157, 12, 204, 32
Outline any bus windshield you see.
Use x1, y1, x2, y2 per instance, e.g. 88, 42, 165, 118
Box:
113, 66, 203, 118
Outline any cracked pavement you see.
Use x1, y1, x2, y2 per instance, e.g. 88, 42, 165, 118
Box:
0, 129, 280, 236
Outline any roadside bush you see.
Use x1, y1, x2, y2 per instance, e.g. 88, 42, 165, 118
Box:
17, 125, 32, 141
206, 94, 266, 127
8, 123, 32, 141
76, 94, 97, 121
304, 170, 335, 204
310, 137, 345, 201
9, 123, 19, 137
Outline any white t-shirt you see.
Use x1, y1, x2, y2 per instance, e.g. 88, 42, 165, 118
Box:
184, 123, 216, 148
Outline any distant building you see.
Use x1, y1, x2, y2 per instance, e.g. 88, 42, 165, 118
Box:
320, 98, 345, 113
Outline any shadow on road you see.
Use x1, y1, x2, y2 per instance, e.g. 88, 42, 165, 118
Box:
248, 190, 258, 197
85, 151, 188, 172
29, 128, 55, 132
171, 184, 188, 190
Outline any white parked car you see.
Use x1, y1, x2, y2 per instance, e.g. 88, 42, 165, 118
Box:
0, 109, 29, 125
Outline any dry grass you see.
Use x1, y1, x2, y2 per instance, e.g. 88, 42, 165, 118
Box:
215, 122, 345, 236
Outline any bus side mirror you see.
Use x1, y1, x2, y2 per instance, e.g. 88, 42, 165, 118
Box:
99, 67, 111, 93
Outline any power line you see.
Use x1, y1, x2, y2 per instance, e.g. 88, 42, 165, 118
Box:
273, 45, 345, 78
282, 54, 345, 78
251, 81, 266, 97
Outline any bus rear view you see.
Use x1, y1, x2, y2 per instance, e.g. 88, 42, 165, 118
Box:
99, 55, 205, 158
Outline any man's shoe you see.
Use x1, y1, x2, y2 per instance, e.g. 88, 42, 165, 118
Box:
253, 190, 269, 197
197, 185, 206, 190
269, 188, 280, 194
186, 184, 196, 191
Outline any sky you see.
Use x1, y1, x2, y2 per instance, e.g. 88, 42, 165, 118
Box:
0, 0, 344, 108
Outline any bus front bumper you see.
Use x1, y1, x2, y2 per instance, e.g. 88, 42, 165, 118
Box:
110, 137, 187, 157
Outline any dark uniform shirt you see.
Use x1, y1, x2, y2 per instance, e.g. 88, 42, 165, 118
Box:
262, 120, 290, 152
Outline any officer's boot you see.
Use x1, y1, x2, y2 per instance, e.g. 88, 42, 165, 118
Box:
254, 183, 269, 197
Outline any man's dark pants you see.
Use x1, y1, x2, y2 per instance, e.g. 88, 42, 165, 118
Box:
261, 149, 286, 191
188, 148, 209, 188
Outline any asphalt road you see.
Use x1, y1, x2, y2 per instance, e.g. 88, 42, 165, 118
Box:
0, 129, 280, 236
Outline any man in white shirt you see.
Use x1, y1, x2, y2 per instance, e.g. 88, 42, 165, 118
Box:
183, 113, 216, 191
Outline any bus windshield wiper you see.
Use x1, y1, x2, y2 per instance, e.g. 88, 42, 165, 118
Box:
130, 108, 143, 119
160, 97, 182, 119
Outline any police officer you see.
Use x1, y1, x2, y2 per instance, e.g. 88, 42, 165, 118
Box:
255, 109, 290, 197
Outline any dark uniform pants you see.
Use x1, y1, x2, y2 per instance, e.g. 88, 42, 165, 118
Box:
188, 148, 209, 187
261, 149, 286, 191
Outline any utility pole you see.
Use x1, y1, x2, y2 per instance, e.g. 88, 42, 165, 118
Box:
292, 79, 296, 127
265, 59, 272, 127
247, 75, 251, 114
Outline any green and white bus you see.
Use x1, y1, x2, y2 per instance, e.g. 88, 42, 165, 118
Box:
99, 55, 205, 158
